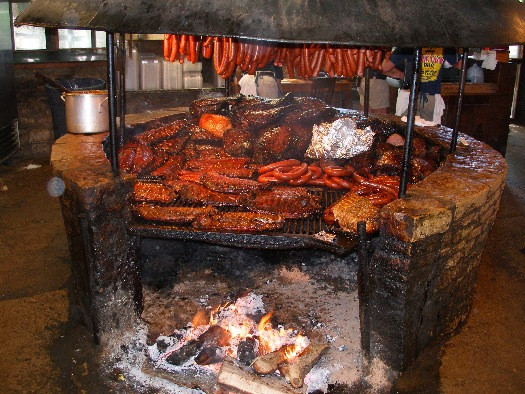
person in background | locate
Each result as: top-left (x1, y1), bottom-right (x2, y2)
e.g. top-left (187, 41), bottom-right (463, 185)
top-left (235, 62), bottom-right (284, 99)
top-left (382, 47), bottom-right (462, 124)
top-left (356, 69), bottom-right (390, 114)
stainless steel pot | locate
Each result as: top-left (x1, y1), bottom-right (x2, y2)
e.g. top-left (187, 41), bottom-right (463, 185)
top-left (62, 90), bottom-right (109, 134)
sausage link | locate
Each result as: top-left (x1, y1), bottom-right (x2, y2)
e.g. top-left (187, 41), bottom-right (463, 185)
top-left (342, 49), bottom-right (352, 77)
top-left (179, 34), bottom-right (187, 55)
top-left (373, 50), bottom-right (382, 70)
top-left (213, 37), bottom-right (222, 74)
top-left (258, 159), bottom-right (301, 174)
top-left (286, 49), bottom-right (295, 79)
top-left (353, 172), bottom-right (397, 196)
top-left (164, 34), bottom-right (172, 60)
top-left (203, 43), bottom-right (212, 59)
top-left (335, 48), bottom-right (344, 76)
top-left (236, 41), bottom-right (245, 65)
top-left (189, 35), bottom-right (196, 63)
top-left (344, 49), bottom-right (357, 75)
top-left (323, 174), bottom-right (343, 189)
top-left (357, 48), bottom-right (366, 77)
top-left (169, 35), bottom-right (179, 63)
top-left (308, 165), bottom-right (323, 180)
top-left (306, 178), bottom-right (327, 187)
top-left (288, 169), bottom-right (313, 185)
top-left (203, 36), bottom-right (213, 47)
top-left (324, 51), bottom-right (333, 73)
top-left (321, 164), bottom-right (353, 177)
top-left (312, 48), bottom-right (324, 77)
top-left (304, 45), bottom-right (313, 77)
top-left (248, 45), bottom-right (260, 74)
top-left (367, 192), bottom-right (395, 206)
top-left (218, 37), bottom-right (230, 75)
top-left (258, 172), bottom-right (281, 184)
top-left (273, 163), bottom-right (308, 181)
top-left (330, 176), bottom-right (353, 189)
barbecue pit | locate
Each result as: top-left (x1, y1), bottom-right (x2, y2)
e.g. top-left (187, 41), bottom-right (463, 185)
top-left (20, 0), bottom-right (522, 391)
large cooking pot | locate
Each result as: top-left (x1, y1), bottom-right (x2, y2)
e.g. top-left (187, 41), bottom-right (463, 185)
top-left (62, 90), bottom-right (109, 134)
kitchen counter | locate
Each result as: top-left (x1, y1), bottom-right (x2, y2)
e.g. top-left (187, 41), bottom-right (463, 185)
top-left (441, 82), bottom-right (497, 95)
top-left (440, 63), bottom-right (517, 155)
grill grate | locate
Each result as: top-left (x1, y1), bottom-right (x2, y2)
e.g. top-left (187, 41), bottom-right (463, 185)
top-left (129, 181), bottom-right (357, 254)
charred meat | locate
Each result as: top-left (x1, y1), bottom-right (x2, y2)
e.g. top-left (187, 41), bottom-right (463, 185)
top-left (134, 182), bottom-right (178, 204)
top-left (119, 142), bottom-right (154, 174)
top-left (150, 155), bottom-right (185, 178)
top-left (193, 211), bottom-right (285, 232)
top-left (324, 192), bottom-right (379, 234)
top-left (243, 186), bottom-right (321, 218)
top-left (166, 180), bottom-right (242, 207)
top-left (135, 120), bottom-right (186, 146)
top-left (133, 204), bottom-right (214, 224)
top-left (200, 173), bottom-right (262, 194)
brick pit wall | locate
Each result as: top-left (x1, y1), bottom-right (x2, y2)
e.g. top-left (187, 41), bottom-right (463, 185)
top-left (14, 63), bottom-right (107, 159)
top-left (50, 118), bottom-right (507, 373)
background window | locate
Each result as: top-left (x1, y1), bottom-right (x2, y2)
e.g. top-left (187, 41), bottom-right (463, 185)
top-left (58, 29), bottom-right (91, 49)
top-left (11, 2), bottom-right (46, 50)
top-left (95, 31), bottom-right (107, 48)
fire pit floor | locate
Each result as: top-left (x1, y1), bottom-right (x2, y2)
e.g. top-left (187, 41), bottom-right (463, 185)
top-left (127, 241), bottom-right (372, 392)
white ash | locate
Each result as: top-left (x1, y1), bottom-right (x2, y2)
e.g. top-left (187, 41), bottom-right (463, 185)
top-left (104, 323), bottom-right (204, 393)
top-left (313, 230), bottom-right (337, 243)
top-left (112, 256), bottom-right (397, 392)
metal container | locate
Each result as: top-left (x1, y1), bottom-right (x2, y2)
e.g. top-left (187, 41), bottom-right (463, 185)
top-left (62, 90), bottom-right (109, 134)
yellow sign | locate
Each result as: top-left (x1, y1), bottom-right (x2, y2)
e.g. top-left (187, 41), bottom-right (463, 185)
top-left (420, 48), bottom-right (445, 83)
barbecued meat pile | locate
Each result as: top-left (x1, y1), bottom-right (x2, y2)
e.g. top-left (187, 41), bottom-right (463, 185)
top-left (119, 93), bottom-right (445, 234)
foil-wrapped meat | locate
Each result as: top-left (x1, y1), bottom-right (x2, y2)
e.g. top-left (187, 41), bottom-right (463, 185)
top-left (306, 117), bottom-right (375, 160)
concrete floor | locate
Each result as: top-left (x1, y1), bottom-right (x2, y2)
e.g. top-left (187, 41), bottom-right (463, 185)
top-left (0, 126), bottom-right (524, 393)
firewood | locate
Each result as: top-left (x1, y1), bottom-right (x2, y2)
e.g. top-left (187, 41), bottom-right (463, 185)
top-left (278, 342), bottom-right (329, 388)
top-left (195, 346), bottom-right (224, 365)
top-left (166, 325), bottom-right (230, 366)
top-left (252, 345), bottom-right (294, 374)
top-left (218, 358), bottom-right (296, 394)
top-left (237, 337), bottom-right (257, 366)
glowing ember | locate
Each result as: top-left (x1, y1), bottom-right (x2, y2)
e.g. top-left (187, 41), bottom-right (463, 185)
top-left (284, 335), bottom-right (309, 360)
top-left (150, 293), bottom-right (309, 369)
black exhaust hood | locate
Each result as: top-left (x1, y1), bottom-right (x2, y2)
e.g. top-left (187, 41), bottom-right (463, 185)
top-left (15, 0), bottom-right (525, 47)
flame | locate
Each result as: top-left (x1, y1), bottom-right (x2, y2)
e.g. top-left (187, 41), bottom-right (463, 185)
top-left (284, 335), bottom-right (309, 360)
top-left (174, 296), bottom-right (310, 364)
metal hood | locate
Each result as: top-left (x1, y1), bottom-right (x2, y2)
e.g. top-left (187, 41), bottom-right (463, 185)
top-left (15, 0), bottom-right (525, 47)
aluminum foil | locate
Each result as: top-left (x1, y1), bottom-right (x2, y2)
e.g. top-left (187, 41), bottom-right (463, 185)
top-left (306, 118), bottom-right (375, 160)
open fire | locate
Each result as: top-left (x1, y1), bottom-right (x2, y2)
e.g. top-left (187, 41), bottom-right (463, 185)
top-left (148, 293), bottom-right (325, 390)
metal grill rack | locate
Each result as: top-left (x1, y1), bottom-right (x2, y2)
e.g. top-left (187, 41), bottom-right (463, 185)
top-left (128, 184), bottom-right (357, 255)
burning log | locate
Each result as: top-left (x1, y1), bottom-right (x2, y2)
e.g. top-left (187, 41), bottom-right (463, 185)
top-left (195, 346), bottom-right (224, 365)
top-left (166, 325), bottom-right (230, 366)
top-left (218, 358), bottom-right (295, 394)
top-left (278, 342), bottom-right (329, 388)
top-left (237, 337), bottom-right (257, 366)
top-left (252, 345), bottom-right (294, 374)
